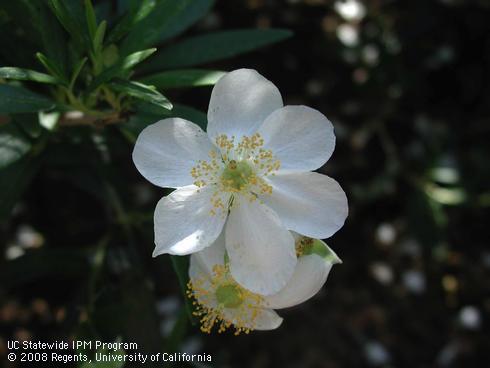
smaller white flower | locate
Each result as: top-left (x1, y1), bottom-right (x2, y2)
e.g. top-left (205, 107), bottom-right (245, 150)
top-left (187, 232), bottom-right (341, 335)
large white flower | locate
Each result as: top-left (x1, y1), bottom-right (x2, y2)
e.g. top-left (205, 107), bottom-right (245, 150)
top-left (132, 68), bottom-right (348, 295)
top-left (187, 232), bottom-right (341, 334)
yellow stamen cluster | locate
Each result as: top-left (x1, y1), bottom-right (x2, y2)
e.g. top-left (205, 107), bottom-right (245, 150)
top-left (236, 133), bottom-right (281, 177)
top-left (295, 236), bottom-right (315, 257)
top-left (190, 133), bottom-right (280, 214)
top-left (190, 150), bottom-right (221, 188)
top-left (187, 264), bottom-right (264, 335)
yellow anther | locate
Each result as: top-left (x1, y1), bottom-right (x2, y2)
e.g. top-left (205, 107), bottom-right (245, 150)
top-left (187, 264), bottom-right (264, 335)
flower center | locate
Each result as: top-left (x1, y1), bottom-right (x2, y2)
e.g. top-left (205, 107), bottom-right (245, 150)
top-left (221, 160), bottom-right (254, 191)
top-left (190, 133), bottom-right (280, 195)
top-left (215, 283), bottom-right (243, 308)
top-left (187, 264), bottom-right (264, 335)
top-left (190, 133), bottom-right (281, 216)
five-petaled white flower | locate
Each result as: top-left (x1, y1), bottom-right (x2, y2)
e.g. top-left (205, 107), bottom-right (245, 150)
top-left (132, 68), bottom-right (348, 295)
top-left (187, 232), bottom-right (341, 335)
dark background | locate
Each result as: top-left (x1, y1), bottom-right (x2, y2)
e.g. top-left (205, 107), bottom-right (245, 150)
top-left (1, 0), bottom-right (489, 367)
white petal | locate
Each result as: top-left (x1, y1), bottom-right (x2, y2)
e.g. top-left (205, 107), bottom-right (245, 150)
top-left (222, 307), bottom-right (283, 331)
top-left (192, 230), bottom-right (227, 275)
top-left (189, 252), bottom-right (210, 282)
top-left (189, 254), bottom-right (217, 309)
top-left (263, 255), bottom-right (333, 309)
top-left (253, 309), bottom-right (283, 330)
top-left (258, 105), bottom-right (335, 172)
top-left (133, 118), bottom-right (217, 188)
top-left (225, 199), bottom-right (296, 295)
top-left (207, 69), bottom-right (283, 143)
top-left (153, 186), bottom-right (227, 256)
top-left (262, 172), bottom-right (348, 239)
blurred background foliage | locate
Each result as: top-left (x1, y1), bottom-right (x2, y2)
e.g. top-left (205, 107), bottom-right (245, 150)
top-left (0, 0), bottom-right (489, 367)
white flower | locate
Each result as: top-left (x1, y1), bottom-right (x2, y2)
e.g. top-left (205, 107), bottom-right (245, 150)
top-left (132, 68), bottom-right (348, 295)
top-left (187, 232), bottom-right (341, 335)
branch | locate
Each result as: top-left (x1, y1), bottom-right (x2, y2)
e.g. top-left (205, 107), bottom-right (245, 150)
top-left (58, 110), bottom-right (128, 127)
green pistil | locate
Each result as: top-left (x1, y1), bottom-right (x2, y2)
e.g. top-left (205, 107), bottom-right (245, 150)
top-left (215, 284), bottom-right (243, 308)
top-left (221, 160), bottom-right (254, 191)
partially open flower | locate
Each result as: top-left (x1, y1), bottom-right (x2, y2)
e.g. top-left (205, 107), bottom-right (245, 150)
top-left (133, 68), bottom-right (348, 295)
top-left (187, 232), bottom-right (341, 335)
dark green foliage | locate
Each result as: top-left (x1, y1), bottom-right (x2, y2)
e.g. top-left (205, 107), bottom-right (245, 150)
top-left (0, 0), bottom-right (292, 360)
top-left (140, 29), bottom-right (293, 71)
top-left (0, 85), bottom-right (54, 113)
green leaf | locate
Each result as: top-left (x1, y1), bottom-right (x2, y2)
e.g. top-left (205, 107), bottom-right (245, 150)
top-left (120, 0), bottom-right (214, 55)
top-left (35, 52), bottom-right (68, 85)
top-left (84, 0), bottom-right (97, 40)
top-left (69, 57), bottom-right (88, 90)
top-left (48, 0), bottom-right (89, 50)
top-left (106, 0), bottom-right (157, 44)
top-left (0, 156), bottom-right (41, 220)
top-left (0, 67), bottom-right (59, 84)
top-left (111, 79), bottom-right (172, 110)
top-left (0, 85), bottom-right (54, 114)
top-left (0, 123), bottom-right (31, 169)
top-left (140, 29), bottom-right (292, 72)
top-left (93, 21), bottom-right (107, 54)
top-left (88, 48), bottom-right (156, 91)
top-left (37, 2), bottom-right (68, 75)
top-left (139, 69), bottom-right (225, 89)
top-left (170, 255), bottom-right (197, 325)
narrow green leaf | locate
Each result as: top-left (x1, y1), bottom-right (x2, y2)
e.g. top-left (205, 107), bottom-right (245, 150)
top-left (139, 69), bottom-right (225, 89)
top-left (170, 255), bottom-right (197, 325)
top-left (93, 20), bottom-right (107, 53)
top-left (0, 85), bottom-right (54, 114)
top-left (48, 0), bottom-right (88, 50)
top-left (0, 123), bottom-right (31, 169)
top-left (84, 0), bottom-right (97, 39)
top-left (0, 67), bottom-right (58, 84)
top-left (111, 79), bottom-right (172, 110)
top-left (107, 0), bottom-right (157, 44)
top-left (121, 0), bottom-right (215, 54)
top-left (35, 52), bottom-right (68, 85)
top-left (140, 29), bottom-right (293, 72)
top-left (118, 48), bottom-right (156, 69)
top-left (88, 48), bottom-right (156, 90)
top-left (37, 2), bottom-right (68, 75)
top-left (69, 57), bottom-right (88, 90)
